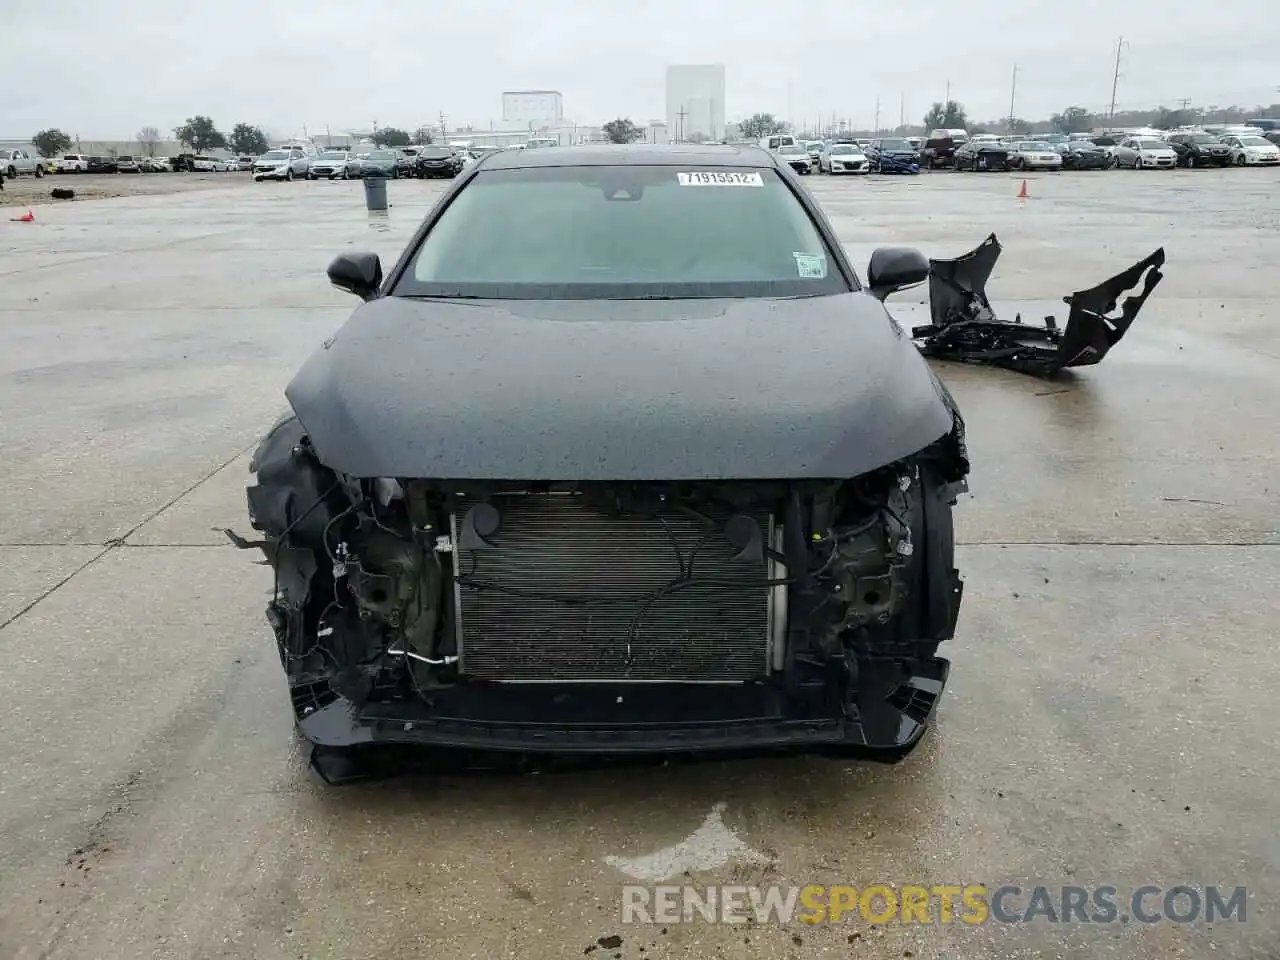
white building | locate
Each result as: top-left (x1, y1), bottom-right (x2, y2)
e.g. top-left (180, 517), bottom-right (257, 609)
top-left (502, 90), bottom-right (565, 125)
top-left (665, 65), bottom-right (726, 142)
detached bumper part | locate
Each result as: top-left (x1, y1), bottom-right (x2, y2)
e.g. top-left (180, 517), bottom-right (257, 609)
top-left (913, 233), bottom-right (1165, 377)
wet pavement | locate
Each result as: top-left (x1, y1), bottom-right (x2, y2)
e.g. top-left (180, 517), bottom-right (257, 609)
top-left (1, 168), bottom-right (1278, 959)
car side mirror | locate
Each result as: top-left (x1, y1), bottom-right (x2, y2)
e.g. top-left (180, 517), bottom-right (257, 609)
top-left (866, 247), bottom-right (929, 301)
top-left (327, 252), bottom-right (383, 301)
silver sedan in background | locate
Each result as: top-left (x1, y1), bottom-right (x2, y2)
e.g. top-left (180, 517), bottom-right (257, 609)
top-left (1009, 141), bottom-right (1064, 170)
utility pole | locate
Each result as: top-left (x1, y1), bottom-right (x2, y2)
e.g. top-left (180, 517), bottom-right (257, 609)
top-left (1108, 37), bottom-right (1128, 120)
top-left (874, 97), bottom-right (881, 136)
top-left (1008, 65), bottom-right (1019, 129)
top-left (944, 79), bottom-right (951, 106)
top-left (439, 111), bottom-right (447, 140)
top-left (899, 93), bottom-right (905, 131)
top-left (676, 105), bottom-right (688, 142)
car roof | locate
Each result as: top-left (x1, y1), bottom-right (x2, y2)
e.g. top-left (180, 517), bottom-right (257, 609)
top-left (480, 143), bottom-right (778, 170)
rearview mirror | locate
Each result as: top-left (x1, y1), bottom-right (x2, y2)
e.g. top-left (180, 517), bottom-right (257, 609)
top-left (327, 252), bottom-right (383, 302)
top-left (866, 247), bottom-right (929, 301)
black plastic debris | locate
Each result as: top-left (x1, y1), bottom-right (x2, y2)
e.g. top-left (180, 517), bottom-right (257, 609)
top-left (912, 233), bottom-right (1166, 377)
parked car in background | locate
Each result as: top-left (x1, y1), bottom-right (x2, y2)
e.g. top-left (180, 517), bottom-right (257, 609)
top-left (357, 149), bottom-right (408, 178)
top-left (87, 155), bottom-right (118, 174)
top-left (953, 138), bottom-right (1010, 171)
top-left (1112, 137), bottom-right (1178, 169)
top-left (1221, 134), bottom-right (1280, 166)
top-left (140, 156), bottom-right (172, 172)
top-left (1061, 140), bottom-right (1111, 170)
top-left (867, 138), bottom-right (922, 173)
top-left (818, 142), bottom-right (869, 174)
top-left (2, 148), bottom-right (46, 178)
top-left (253, 148), bottom-right (310, 181)
top-left (191, 156), bottom-right (229, 172)
top-left (58, 154), bottom-right (89, 172)
top-left (777, 141), bottom-right (815, 174)
top-left (226, 156), bottom-right (254, 171)
top-left (1266, 132), bottom-right (1280, 148)
top-left (413, 145), bottom-right (464, 179)
top-left (1009, 141), bottom-right (1064, 170)
top-left (311, 151), bottom-right (354, 179)
top-left (804, 140), bottom-right (824, 164)
top-left (1033, 133), bottom-right (1071, 155)
top-left (1165, 132), bottom-right (1232, 167)
top-left (116, 155), bottom-right (141, 173)
top-left (921, 129), bottom-right (968, 169)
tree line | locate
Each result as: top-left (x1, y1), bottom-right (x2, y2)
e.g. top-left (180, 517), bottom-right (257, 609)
top-left (28, 118), bottom-right (436, 158)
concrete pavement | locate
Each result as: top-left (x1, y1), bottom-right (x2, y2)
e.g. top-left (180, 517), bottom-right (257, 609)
top-left (1, 168), bottom-right (1277, 959)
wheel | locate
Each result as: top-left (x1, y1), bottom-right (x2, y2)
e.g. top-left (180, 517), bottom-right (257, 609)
top-left (1135, 156), bottom-right (1143, 169)
top-left (1236, 154), bottom-right (1246, 166)
top-left (392, 168), bottom-right (400, 179)
top-left (6, 166), bottom-right (15, 178)
top-left (34, 165), bottom-right (44, 178)
top-left (285, 169), bottom-right (294, 181)
top-left (1186, 155), bottom-right (1195, 168)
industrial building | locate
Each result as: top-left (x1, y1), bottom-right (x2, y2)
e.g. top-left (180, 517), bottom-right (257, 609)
top-left (665, 65), bottom-right (726, 142)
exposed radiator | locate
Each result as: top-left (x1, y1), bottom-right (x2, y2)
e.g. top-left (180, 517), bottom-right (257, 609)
top-left (451, 495), bottom-right (774, 682)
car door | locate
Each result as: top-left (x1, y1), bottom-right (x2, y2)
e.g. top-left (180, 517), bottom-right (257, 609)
top-left (1114, 139), bottom-right (1136, 166)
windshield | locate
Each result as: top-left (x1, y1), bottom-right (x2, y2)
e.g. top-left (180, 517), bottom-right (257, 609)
top-left (1239, 136), bottom-right (1270, 146)
top-left (829, 145), bottom-right (858, 155)
top-left (1018, 142), bottom-right (1046, 151)
top-left (1040, 134), bottom-right (1067, 142)
top-left (320, 152), bottom-right (347, 160)
top-left (1071, 141), bottom-right (1098, 149)
top-left (419, 147), bottom-right (451, 158)
top-left (1139, 140), bottom-right (1168, 149)
top-left (779, 145), bottom-right (805, 155)
top-left (396, 165), bottom-right (849, 300)
top-left (1190, 135), bottom-right (1218, 144)
top-left (259, 151), bottom-right (287, 162)
top-left (878, 139), bottom-right (911, 150)
top-left (369, 151), bottom-right (395, 160)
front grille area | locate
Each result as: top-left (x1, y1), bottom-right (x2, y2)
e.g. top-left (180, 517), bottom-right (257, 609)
top-left (452, 495), bottom-right (773, 682)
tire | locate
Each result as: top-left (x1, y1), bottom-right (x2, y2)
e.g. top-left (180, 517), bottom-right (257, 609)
top-left (1236, 155), bottom-right (1246, 167)
top-left (1135, 156), bottom-right (1143, 169)
top-left (34, 166), bottom-right (44, 178)
top-left (285, 169), bottom-right (294, 181)
top-left (392, 168), bottom-right (400, 179)
top-left (6, 166), bottom-right (15, 179)
top-left (1186, 155), bottom-right (1195, 169)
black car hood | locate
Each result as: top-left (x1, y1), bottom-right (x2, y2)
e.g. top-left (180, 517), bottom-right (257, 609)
top-left (285, 294), bottom-right (955, 480)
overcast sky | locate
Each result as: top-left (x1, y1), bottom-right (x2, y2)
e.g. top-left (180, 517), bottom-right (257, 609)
top-left (3, 0), bottom-right (1277, 138)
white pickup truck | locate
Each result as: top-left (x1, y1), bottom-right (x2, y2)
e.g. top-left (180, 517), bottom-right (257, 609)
top-left (2, 148), bottom-right (47, 179)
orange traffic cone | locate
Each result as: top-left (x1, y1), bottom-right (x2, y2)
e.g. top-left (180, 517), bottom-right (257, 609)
top-left (1016, 179), bottom-right (1029, 200)
top-left (10, 209), bottom-right (34, 222)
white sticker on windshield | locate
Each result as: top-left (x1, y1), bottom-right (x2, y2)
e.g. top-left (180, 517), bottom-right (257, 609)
top-left (677, 171), bottom-right (764, 186)
top-left (793, 253), bottom-right (827, 279)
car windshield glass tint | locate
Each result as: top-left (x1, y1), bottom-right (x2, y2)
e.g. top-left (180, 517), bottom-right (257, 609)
top-left (1239, 136), bottom-right (1269, 146)
top-left (419, 148), bottom-right (451, 158)
top-left (1139, 140), bottom-right (1167, 149)
top-left (830, 145), bottom-right (856, 154)
top-left (321, 152), bottom-right (345, 160)
top-left (1018, 143), bottom-right (1044, 150)
top-left (370, 151), bottom-right (395, 160)
top-left (259, 151), bottom-right (287, 161)
top-left (396, 165), bottom-right (850, 300)
top-left (879, 140), bottom-right (910, 150)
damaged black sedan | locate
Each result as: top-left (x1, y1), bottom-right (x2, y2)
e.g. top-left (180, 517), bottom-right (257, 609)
top-left (235, 144), bottom-right (969, 781)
